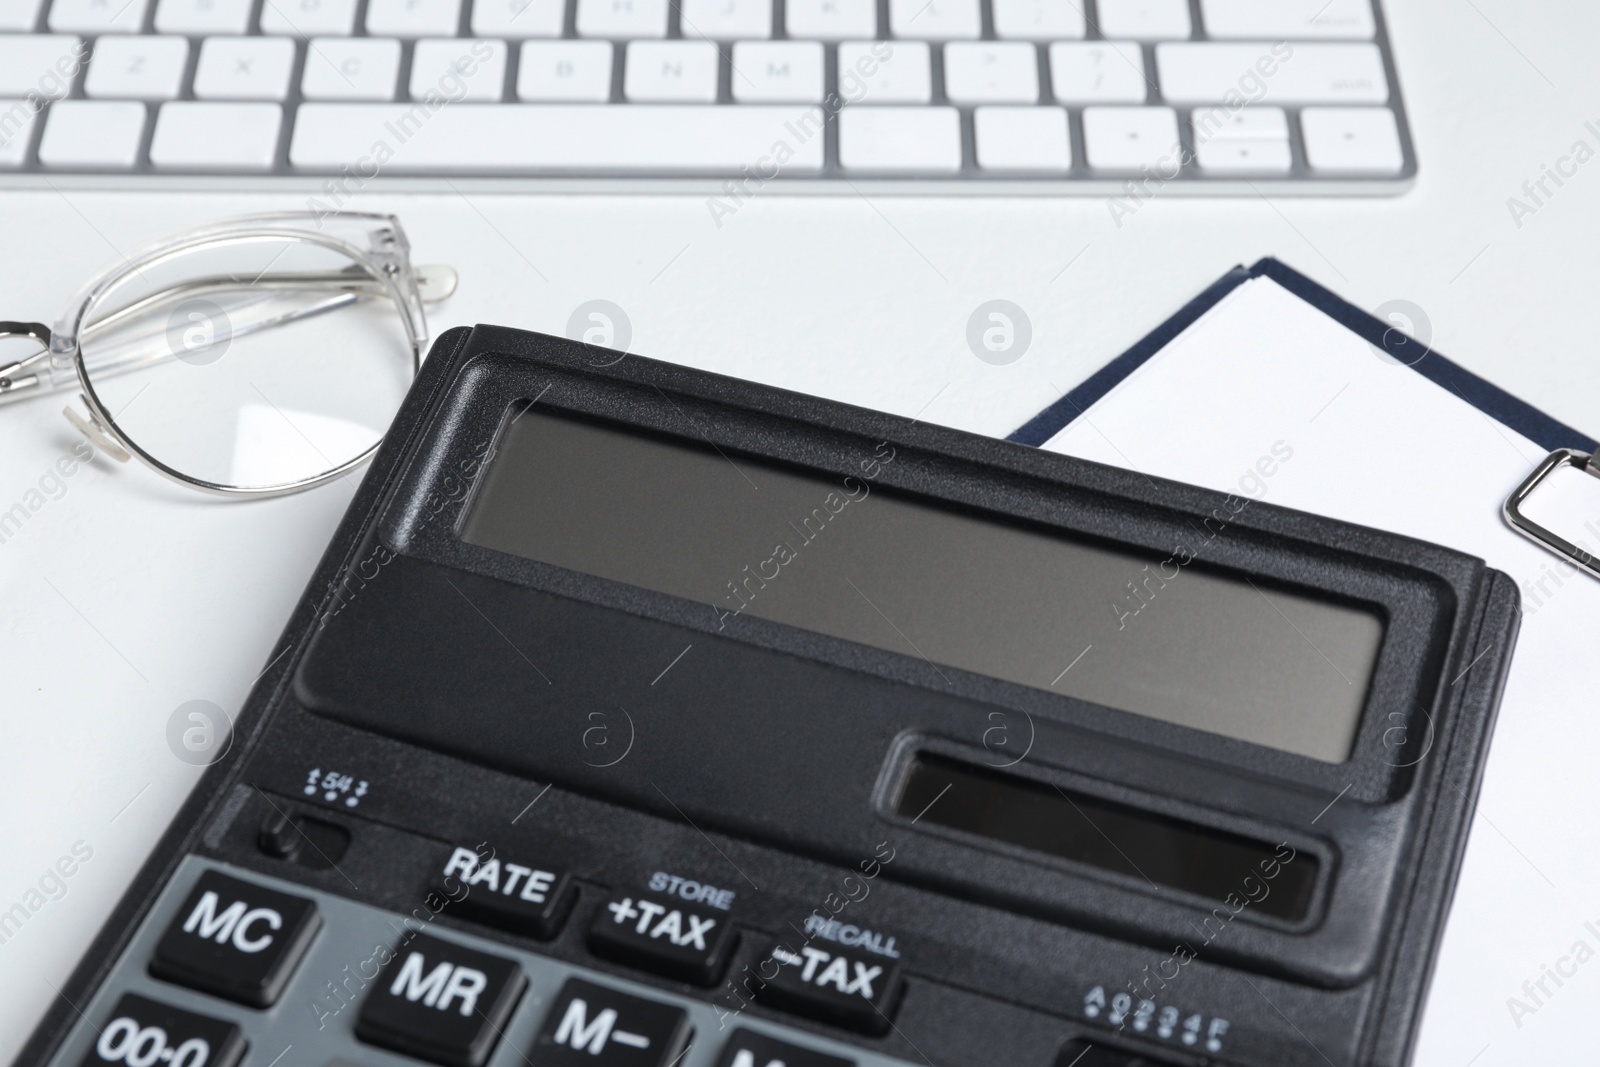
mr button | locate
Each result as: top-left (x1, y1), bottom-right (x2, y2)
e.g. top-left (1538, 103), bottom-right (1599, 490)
top-left (589, 891), bottom-right (734, 984)
top-left (757, 941), bottom-right (901, 1034)
top-left (356, 933), bottom-right (526, 1067)
top-left (534, 978), bottom-right (692, 1067)
top-left (148, 870), bottom-right (320, 1007)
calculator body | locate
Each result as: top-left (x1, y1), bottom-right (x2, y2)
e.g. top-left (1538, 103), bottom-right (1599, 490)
top-left (21, 325), bottom-right (1519, 1067)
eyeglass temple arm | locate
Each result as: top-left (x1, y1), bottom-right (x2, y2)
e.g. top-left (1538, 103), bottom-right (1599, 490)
top-left (0, 264), bottom-right (457, 407)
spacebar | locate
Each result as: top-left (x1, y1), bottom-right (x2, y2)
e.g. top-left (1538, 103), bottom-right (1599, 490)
top-left (290, 104), bottom-right (827, 173)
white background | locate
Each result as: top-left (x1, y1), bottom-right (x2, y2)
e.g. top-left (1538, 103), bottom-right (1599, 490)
top-left (2, 0), bottom-right (1599, 1060)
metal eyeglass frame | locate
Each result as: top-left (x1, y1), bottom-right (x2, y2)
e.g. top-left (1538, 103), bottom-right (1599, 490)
top-left (0, 211), bottom-right (457, 498)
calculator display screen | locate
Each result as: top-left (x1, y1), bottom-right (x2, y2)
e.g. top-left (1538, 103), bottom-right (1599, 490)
top-left (460, 409), bottom-right (1383, 762)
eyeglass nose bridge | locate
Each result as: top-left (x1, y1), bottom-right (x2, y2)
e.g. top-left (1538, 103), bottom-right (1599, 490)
top-left (63, 396), bottom-right (132, 464)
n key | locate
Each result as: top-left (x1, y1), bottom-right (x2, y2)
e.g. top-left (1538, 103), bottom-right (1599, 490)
top-left (148, 869), bottom-right (321, 1007)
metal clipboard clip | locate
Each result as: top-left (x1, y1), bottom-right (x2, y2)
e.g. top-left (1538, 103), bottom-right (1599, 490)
top-left (1503, 448), bottom-right (1600, 579)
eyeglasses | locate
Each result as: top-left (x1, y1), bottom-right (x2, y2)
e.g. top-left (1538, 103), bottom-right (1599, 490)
top-left (0, 212), bottom-right (456, 497)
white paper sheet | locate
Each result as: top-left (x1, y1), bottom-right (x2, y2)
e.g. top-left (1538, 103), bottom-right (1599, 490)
top-left (1041, 276), bottom-right (1600, 1066)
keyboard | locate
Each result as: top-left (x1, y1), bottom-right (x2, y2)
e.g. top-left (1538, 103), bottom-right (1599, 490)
top-left (0, 0), bottom-right (1416, 191)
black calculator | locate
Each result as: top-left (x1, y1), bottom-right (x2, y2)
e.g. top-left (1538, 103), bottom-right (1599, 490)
top-left (20, 325), bottom-right (1520, 1067)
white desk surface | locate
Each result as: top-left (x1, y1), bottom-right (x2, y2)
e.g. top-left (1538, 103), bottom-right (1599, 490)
top-left (2, 1), bottom-right (1598, 1061)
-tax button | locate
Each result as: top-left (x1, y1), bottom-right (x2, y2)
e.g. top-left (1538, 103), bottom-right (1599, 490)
top-left (148, 869), bottom-right (321, 1007)
top-left (534, 979), bottom-right (692, 1066)
top-left (756, 940), bottom-right (901, 1034)
top-left (357, 933), bottom-right (526, 1067)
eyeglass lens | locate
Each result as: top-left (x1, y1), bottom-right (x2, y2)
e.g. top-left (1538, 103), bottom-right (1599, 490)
top-left (78, 236), bottom-right (415, 492)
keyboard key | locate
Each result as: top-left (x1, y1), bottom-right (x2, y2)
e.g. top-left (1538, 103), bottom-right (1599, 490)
top-left (148, 870), bottom-right (322, 1007)
top-left (681, 0), bottom-right (769, 40)
top-left (1081, 105), bottom-right (1179, 171)
top-left (624, 40), bottom-right (718, 102)
top-left (517, 39), bottom-right (613, 100)
top-left (1156, 42), bottom-right (1388, 104)
top-left (534, 978), bottom-right (691, 1066)
top-left (1048, 41), bottom-right (1146, 103)
top-left (0, 100), bottom-right (38, 166)
top-left (150, 101), bottom-right (281, 168)
top-left (589, 890), bottom-right (736, 984)
top-left (838, 106), bottom-right (958, 172)
top-left (0, 34), bottom-right (79, 96)
top-left (39, 99), bottom-right (143, 167)
top-left (85, 35), bottom-right (188, 98)
top-left (756, 939), bottom-right (902, 1034)
top-left (888, 0), bottom-right (977, 40)
top-left (437, 843), bottom-right (573, 939)
top-left (79, 994), bottom-right (246, 1067)
top-left (303, 36), bottom-right (401, 99)
top-left (1095, 0), bottom-right (1189, 39)
top-left (731, 41), bottom-right (823, 102)
top-left (1200, 0), bottom-right (1374, 39)
top-left (1301, 106), bottom-right (1403, 174)
top-left (713, 1029), bottom-right (854, 1067)
top-left (1191, 104), bottom-right (1289, 174)
top-left (357, 933), bottom-right (526, 1067)
top-left (260, 0), bottom-right (358, 34)
top-left (48, 0), bottom-right (148, 33)
top-left (471, 0), bottom-right (563, 36)
top-left (367, 0), bottom-right (461, 35)
top-left (838, 40), bottom-right (929, 104)
top-left (991, 0), bottom-right (1083, 40)
top-left (0, 0), bottom-right (43, 30)
top-left (943, 42), bottom-right (1037, 104)
top-left (785, 0), bottom-right (872, 39)
top-left (412, 38), bottom-right (506, 101)
top-left (291, 103), bottom-right (827, 170)
top-left (576, 0), bottom-right (668, 38)
top-left (154, 0), bottom-right (251, 34)
top-left (974, 105), bottom-right (1069, 171)
top-left (194, 36), bottom-right (296, 100)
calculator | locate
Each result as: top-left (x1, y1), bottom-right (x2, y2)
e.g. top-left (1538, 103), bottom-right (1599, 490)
top-left (20, 324), bottom-right (1519, 1067)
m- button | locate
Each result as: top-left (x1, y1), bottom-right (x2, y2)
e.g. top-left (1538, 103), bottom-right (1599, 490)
top-left (534, 978), bottom-right (692, 1067)
top-left (356, 933), bottom-right (526, 1067)
top-left (589, 890), bottom-right (735, 984)
top-left (148, 869), bottom-right (321, 1007)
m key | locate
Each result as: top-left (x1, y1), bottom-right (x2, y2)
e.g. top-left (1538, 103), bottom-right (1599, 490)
top-left (713, 1028), bottom-right (855, 1067)
top-left (534, 978), bottom-right (691, 1067)
top-left (148, 870), bottom-right (320, 1007)
top-left (356, 933), bottom-right (526, 1067)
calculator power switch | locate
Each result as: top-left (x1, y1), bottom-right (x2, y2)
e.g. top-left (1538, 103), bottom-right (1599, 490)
top-left (356, 932), bottom-right (527, 1067)
top-left (588, 890), bottom-right (736, 984)
top-left (756, 940), bottom-right (902, 1034)
top-left (78, 993), bottom-right (246, 1067)
top-left (148, 869), bottom-right (322, 1007)
top-left (534, 978), bottom-right (693, 1067)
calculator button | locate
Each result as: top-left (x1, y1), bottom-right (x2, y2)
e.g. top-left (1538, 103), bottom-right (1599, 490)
top-left (714, 1028), bottom-right (855, 1067)
top-left (756, 941), bottom-right (901, 1034)
top-left (437, 843), bottom-right (573, 939)
top-left (78, 993), bottom-right (246, 1067)
top-left (588, 891), bottom-right (735, 984)
top-left (534, 978), bottom-right (692, 1066)
top-left (148, 870), bottom-right (321, 1008)
top-left (356, 933), bottom-right (526, 1067)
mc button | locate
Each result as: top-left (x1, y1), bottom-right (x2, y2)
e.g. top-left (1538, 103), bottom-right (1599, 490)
top-left (756, 941), bottom-right (900, 1034)
top-left (589, 891), bottom-right (735, 985)
top-left (356, 933), bottom-right (526, 1067)
top-left (148, 870), bottom-right (321, 1008)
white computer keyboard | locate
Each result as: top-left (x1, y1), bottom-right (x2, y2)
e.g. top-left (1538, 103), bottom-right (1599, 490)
top-left (0, 0), bottom-right (1414, 190)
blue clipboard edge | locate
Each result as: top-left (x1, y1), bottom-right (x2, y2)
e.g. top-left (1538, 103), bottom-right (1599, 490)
top-left (1008, 257), bottom-right (1598, 456)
